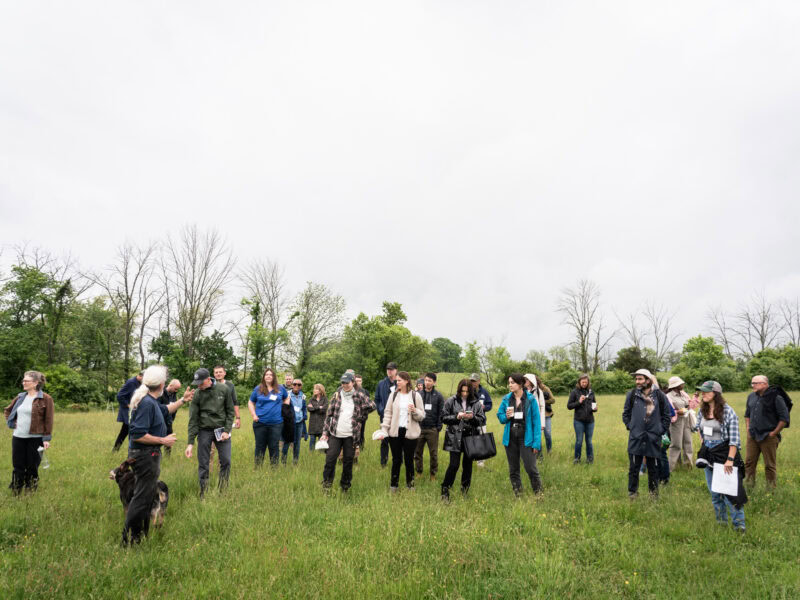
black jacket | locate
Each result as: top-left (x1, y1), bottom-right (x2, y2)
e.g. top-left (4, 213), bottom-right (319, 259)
top-left (419, 387), bottom-right (444, 430)
top-left (281, 403), bottom-right (296, 442)
top-left (567, 387), bottom-right (595, 423)
top-left (745, 386), bottom-right (791, 441)
top-left (441, 394), bottom-right (486, 453)
top-left (307, 395), bottom-right (328, 436)
top-left (622, 387), bottom-right (671, 457)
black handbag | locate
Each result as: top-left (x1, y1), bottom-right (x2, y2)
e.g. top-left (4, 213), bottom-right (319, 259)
top-left (463, 430), bottom-right (497, 461)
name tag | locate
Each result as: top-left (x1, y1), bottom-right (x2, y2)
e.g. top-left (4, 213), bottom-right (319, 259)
top-left (294, 406), bottom-right (301, 413)
top-left (425, 404), bottom-right (432, 410)
top-left (703, 426), bottom-right (713, 436)
top-left (514, 412), bottom-right (523, 419)
top-left (269, 395), bottom-right (277, 401)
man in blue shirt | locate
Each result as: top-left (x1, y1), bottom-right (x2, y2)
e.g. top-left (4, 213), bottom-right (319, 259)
top-left (374, 362), bottom-right (398, 467)
top-left (113, 371), bottom-right (143, 452)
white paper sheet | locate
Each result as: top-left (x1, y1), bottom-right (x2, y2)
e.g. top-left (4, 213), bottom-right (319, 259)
top-left (711, 463), bottom-right (738, 495)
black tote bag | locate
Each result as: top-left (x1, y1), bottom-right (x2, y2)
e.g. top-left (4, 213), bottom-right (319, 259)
top-left (463, 430), bottom-right (497, 461)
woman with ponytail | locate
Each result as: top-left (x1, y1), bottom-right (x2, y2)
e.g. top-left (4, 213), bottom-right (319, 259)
top-left (123, 365), bottom-right (193, 546)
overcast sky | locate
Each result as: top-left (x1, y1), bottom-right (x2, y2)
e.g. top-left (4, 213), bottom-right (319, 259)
top-left (2, 1), bottom-right (800, 359)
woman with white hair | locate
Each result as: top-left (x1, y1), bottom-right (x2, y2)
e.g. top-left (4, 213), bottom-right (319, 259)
top-left (666, 376), bottom-right (694, 471)
top-left (123, 365), bottom-right (193, 546)
top-left (4, 370), bottom-right (54, 495)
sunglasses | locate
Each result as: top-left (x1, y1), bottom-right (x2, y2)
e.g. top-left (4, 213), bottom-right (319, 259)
top-left (292, 383), bottom-right (303, 387)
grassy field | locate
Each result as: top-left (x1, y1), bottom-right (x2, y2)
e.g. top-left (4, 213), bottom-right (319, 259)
top-left (1, 390), bottom-right (798, 599)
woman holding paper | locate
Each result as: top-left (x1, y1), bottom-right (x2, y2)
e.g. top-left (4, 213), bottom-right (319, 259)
top-left (694, 380), bottom-right (746, 532)
top-left (380, 371), bottom-right (426, 492)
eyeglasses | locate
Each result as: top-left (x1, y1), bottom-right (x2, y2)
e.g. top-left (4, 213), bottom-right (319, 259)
top-left (22, 379), bottom-right (34, 383)
top-left (292, 383), bottom-right (302, 387)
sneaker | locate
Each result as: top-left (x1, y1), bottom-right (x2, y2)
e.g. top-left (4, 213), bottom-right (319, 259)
top-left (430, 474), bottom-right (437, 482)
top-left (735, 527), bottom-right (746, 534)
top-left (406, 483), bottom-right (415, 491)
top-left (441, 487), bottom-right (450, 502)
top-left (573, 458), bottom-right (581, 465)
top-left (389, 486), bottom-right (399, 494)
top-left (586, 458), bottom-right (593, 465)
top-left (513, 487), bottom-right (522, 499)
top-left (628, 492), bottom-right (638, 500)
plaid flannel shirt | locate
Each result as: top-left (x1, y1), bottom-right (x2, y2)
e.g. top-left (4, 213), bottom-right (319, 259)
top-left (694, 403), bottom-right (741, 449)
top-left (322, 387), bottom-right (375, 440)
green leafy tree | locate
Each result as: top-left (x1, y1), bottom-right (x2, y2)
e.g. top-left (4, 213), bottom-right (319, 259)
top-left (610, 346), bottom-right (656, 373)
top-left (672, 336), bottom-right (741, 391)
top-left (461, 341), bottom-right (480, 374)
top-left (525, 350), bottom-right (549, 373)
top-left (431, 337), bottom-right (462, 372)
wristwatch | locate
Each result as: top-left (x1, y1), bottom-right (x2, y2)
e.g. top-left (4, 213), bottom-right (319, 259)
top-left (726, 456), bottom-right (735, 462)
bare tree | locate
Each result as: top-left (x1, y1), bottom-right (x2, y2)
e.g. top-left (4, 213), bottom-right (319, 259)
top-left (286, 282), bottom-right (346, 373)
top-left (240, 258), bottom-right (292, 368)
top-left (642, 301), bottom-right (680, 371)
top-left (780, 298), bottom-right (800, 346)
top-left (731, 292), bottom-right (784, 357)
top-left (707, 305), bottom-right (735, 358)
top-left (162, 225), bottom-right (236, 359)
top-left (615, 310), bottom-right (645, 349)
top-left (86, 241), bottom-right (160, 377)
top-left (557, 279), bottom-right (615, 373)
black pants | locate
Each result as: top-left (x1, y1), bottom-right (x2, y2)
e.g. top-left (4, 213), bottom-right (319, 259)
top-left (629, 454), bottom-right (658, 494)
top-left (505, 426), bottom-right (542, 493)
top-left (442, 451), bottom-right (473, 491)
top-left (388, 428), bottom-right (417, 487)
top-left (123, 447), bottom-right (161, 544)
top-left (114, 423), bottom-right (129, 450)
top-left (323, 436), bottom-right (355, 490)
top-left (10, 436), bottom-right (42, 494)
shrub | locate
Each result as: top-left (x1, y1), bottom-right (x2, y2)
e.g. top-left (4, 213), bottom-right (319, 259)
top-left (42, 363), bottom-right (105, 407)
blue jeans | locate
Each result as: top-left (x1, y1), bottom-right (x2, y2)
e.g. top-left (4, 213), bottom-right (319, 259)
top-left (573, 420), bottom-right (594, 461)
top-left (282, 421), bottom-right (304, 463)
top-left (543, 417), bottom-right (552, 452)
top-left (253, 422), bottom-right (282, 466)
top-left (704, 467), bottom-right (745, 529)
top-left (309, 434), bottom-right (319, 451)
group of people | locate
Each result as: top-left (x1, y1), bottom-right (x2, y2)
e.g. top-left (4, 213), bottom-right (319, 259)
top-left (3, 361), bottom-right (790, 543)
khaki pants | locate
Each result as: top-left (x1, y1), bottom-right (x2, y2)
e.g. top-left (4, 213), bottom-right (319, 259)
top-left (745, 433), bottom-right (779, 487)
top-left (414, 428), bottom-right (439, 476)
top-left (668, 416), bottom-right (694, 471)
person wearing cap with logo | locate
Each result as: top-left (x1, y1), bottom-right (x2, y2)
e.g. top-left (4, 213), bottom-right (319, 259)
top-left (666, 376), bottom-right (694, 471)
top-left (374, 362), bottom-right (398, 467)
top-left (185, 367), bottom-right (235, 496)
top-left (469, 373), bottom-right (492, 467)
top-left (319, 372), bottom-right (375, 493)
top-left (622, 369), bottom-right (671, 498)
top-left (693, 380), bottom-right (746, 531)
top-left (744, 375), bottom-right (790, 489)
top-left (413, 372), bottom-right (444, 481)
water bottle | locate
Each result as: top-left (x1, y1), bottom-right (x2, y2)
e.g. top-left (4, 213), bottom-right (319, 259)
top-left (38, 446), bottom-right (50, 469)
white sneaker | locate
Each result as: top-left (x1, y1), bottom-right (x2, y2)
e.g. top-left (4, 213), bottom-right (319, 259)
top-left (477, 461), bottom-right (485, 468)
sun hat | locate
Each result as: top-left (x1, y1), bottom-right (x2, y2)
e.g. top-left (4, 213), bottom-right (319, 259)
top-left (667, 376), bottom-right (685, 390)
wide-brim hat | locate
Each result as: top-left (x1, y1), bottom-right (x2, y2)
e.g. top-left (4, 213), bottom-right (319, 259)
top-left (667, 376), bottom-right (685, 390)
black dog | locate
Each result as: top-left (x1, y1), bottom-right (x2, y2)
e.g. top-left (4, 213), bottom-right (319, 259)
top-left (109, 458), bottom-right (169, 527)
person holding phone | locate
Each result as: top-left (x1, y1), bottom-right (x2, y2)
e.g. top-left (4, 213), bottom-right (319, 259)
top-left (248, 368), bottom-right (287, 466)
top-left (440, 378), bottom-right (486, 501)
top-left (498, 373), bottom-right (542, 497)
top-left (380, 371), bottom-right (426, 492)
top-left (567, 374), bottom-right (596, 464)
top-left (693, 380), bottom-right (746, 532)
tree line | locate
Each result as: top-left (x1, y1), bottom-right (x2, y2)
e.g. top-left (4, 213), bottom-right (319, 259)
top-left (2, 230), bottom-right (799, 407)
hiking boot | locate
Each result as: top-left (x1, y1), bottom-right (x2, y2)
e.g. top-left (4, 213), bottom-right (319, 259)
top-left (513, 487), bottom-right (522, 499)
top-left (573, 458), bottom-right (580, 465)
top-left (322, 481), bottom-right (333, 495)
top-left (628, 492), bottom-right (638, 500)
top-left (460, 485), bottom-right (470, 497)
top-left (441, 486), bottom-right (450, 502)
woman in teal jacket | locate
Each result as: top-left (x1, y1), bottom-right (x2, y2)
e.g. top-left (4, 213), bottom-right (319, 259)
top-left (497, 373), bottom-right (542, 496)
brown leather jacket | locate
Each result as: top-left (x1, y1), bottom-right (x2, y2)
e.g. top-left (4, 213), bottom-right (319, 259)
top-left (4, 391), bottom-right (55, 441)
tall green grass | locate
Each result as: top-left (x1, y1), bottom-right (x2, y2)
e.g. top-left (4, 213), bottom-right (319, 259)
top-left (1, 391), bottom-right (798, 599)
